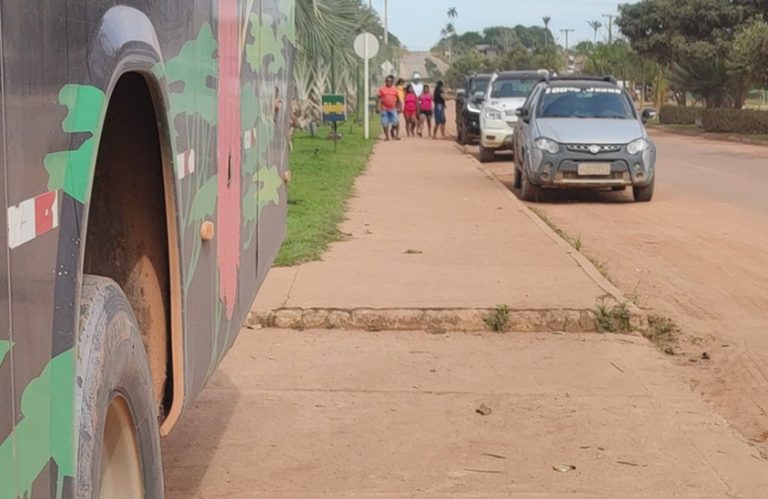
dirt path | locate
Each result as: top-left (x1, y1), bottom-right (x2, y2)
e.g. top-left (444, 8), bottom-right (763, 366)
top-left (164, 330), bottom-right (768, 498)
top-left (488, 131), bottom-right (768, 454)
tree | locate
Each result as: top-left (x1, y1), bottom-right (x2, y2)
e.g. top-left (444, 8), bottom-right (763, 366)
top-left (574, 41), bottom-right (596, 56)
top-left (587, 20), bottom-right (602, 43)
top-left (444, 55), bottom-right (497, 89)
top-left (543, 16), bottom-right (551, 47)
top-left (617, 0), bottom-right (767, 108)
top-left (294, 0), bottom-right (397, 120)
top-left (448, 7), bottom-right (458, 19)
top-left (730, 17), bottom-right (768, 89)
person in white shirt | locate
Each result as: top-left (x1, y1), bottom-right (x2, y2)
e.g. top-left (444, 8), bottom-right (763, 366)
top-left (411, 72), bottom-right (424, 97)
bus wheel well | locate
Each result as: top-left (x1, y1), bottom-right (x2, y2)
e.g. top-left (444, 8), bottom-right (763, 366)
top-left (84, 72), bottom-right (172, 416)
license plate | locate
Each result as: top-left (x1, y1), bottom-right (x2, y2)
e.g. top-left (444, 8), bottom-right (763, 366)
top-left (578, 163), bottom-right (611, 176)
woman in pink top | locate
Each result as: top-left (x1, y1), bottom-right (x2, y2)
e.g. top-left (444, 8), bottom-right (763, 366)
top-left (417, 84), bottom-right (433, 138)
top-left (403, 84), bottom-right (419, 137)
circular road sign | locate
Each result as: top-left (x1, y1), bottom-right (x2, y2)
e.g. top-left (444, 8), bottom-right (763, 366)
top-left (354, 32), bottom-right (380, 60)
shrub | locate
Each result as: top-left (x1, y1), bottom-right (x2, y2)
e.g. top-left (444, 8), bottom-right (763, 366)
top-left (658, 106), bottom-right (703, 125)
top-left (702, 108), bottom-right (768, 134)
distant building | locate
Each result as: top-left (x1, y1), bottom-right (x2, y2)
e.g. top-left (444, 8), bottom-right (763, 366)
top-left (475, 44), bottom-right (500, 58)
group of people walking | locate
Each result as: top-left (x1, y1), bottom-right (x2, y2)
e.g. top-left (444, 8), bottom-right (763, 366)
top-left (377, 73), bottom-right (447, 141)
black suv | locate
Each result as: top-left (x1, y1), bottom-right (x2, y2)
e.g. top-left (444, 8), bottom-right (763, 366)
top-left (455, 73), bottom-right (492, 145)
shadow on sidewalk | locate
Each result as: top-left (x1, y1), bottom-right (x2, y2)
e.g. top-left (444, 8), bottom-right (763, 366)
top-left (162, 372), bottom-right (240, 498)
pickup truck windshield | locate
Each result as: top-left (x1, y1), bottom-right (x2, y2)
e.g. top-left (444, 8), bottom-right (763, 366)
top-left (471, 79), bottom-right (489, 94)
top-left (490, 78), bottom-right (539, 98)
top-left (538, 87), bottom-right (635, 119)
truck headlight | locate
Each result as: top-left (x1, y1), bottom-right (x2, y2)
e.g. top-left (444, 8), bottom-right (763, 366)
top-left (485, 108), bottom-right (503, 121)
top-left (533, 137), bottom-right (560, 154)
top-left (627, 138), bottom-right (650, 155)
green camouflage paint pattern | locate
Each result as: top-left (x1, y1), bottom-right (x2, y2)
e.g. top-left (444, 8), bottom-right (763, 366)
top-left (0, 1), bottom-right (295, 496)
top-left (43, 85), bottom-right (106, 204)
top-left (1, 84), bottom-right (103, 499)
top-left (0, 349), bottom-right (75, 499)
top-left (0, 341), bottom-right (10, 364)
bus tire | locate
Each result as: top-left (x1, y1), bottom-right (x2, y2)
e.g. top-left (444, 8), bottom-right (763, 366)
top-left (76, 275), bottom-right (164, 498)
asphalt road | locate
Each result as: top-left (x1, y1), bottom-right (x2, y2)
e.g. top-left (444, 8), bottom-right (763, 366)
top-left (500, 130), bottom-right (768, 455)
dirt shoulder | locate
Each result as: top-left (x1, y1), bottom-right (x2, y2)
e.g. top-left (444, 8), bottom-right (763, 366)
top-left (485, 131), bottom-right (768, 457)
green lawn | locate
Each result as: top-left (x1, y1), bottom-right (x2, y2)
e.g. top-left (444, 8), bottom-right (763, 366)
top-left (274, 123), bottom-right (376, 266)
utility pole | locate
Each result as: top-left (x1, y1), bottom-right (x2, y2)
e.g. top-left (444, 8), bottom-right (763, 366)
top-left (602, 14), bottom-right (615, 44)
top-left (560, 28), bottom-right (576, 73)
top-left (559, 28), bottom-right (574, 53)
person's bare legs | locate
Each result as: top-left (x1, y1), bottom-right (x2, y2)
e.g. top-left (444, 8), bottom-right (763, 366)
top-left (426, 118), bottom-right (433, 138)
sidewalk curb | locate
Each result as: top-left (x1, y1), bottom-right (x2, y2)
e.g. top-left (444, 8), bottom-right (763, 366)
top-left (456, 144), bottom-right (646, 330)
top-left (247, 307), bottom-right (601, 333)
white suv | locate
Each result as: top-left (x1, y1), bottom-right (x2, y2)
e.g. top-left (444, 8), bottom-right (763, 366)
top-left (479, 70), bottom-right (549, 162)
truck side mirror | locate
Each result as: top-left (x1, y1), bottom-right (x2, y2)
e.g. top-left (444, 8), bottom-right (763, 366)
top-left (473, 91), bottom-right (485, 102)
top-left (456, 88), bottom-right (466, 98)
top-left (515, 108), bottom-right (528, 118)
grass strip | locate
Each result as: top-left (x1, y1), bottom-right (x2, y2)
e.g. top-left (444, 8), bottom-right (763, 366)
top-left (275, 123), bottom-right (376, 266)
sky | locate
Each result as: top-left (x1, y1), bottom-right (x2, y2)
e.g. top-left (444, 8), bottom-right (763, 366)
top-left (368, 0), bottom-right (635, 51)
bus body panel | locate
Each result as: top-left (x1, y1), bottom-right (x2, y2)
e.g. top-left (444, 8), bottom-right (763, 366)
top-left (0, 1), bottom-right (294, 496)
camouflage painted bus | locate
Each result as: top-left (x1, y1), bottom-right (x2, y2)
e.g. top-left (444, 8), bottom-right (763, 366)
top-left (0, 0), bottom-right (295, 497)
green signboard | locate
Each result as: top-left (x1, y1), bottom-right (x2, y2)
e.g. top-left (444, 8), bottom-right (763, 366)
top-left (322, 94), bottom-right (346, 123)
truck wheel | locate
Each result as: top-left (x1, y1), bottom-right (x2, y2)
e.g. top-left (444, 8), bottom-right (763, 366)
top-left (458, 125), bottom-right (467, 145)
top-left (479, 145), bottom-right (495, 163)
top-left (521, 171), bottom-right (541, 202)
top-left (76, 275), bottom-right (164, 499)
top-left (632, 177), bottom-right (655, 202)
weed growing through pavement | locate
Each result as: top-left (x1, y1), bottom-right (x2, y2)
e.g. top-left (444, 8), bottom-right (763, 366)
top-left (529, 207), bottom-right (616, 286)
top-left (595, 299), bottom-right (632, 334)
top-left (646, 315), bottom-right (680, 355)
top-left (484, 305), bottom-right (511, 333)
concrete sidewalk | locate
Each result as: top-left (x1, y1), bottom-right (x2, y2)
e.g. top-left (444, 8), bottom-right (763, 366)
top-left (252, 136), bottom-right (622, 331)
top-left (164, 330), bottom-right (768, 498)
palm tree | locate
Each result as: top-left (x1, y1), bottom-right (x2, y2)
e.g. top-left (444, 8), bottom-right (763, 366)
top-left (447, 7), bottom-right (458, 19)
top-left (587, 20), bottom-right (602, 43)
top-left (543, 16), bottom-right (551, 47)
top-left (294, 0), bottom-right (393, 121)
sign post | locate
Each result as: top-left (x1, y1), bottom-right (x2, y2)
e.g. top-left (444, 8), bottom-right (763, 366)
top-left (322, 94), bottom-right (347, 152)
top-left (354, 32), bottom-right (380, 140)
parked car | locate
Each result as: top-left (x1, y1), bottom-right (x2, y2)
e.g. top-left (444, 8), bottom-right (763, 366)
top-left (478, 70), bottom-right (550, 162)
top-left (512, 76), bottom-right (658, 202)
top-left (455, 73), bottom-right (493, 145)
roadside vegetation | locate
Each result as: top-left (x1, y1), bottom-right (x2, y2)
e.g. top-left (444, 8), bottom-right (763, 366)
top-left (645, 315), bottom-right (680, 356)
top-left (529, 207), bottom-right (681, 353)
top-left (596, 300), bottom-right (632, 334)
top-left (275, 124), bottom-right (375, 266)
top-left (441, 2), bottom-right (768, 125)
top-left (484, 304), bottom-right (511, 333)
top-left (529, 207), bottom-right (616, 286)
